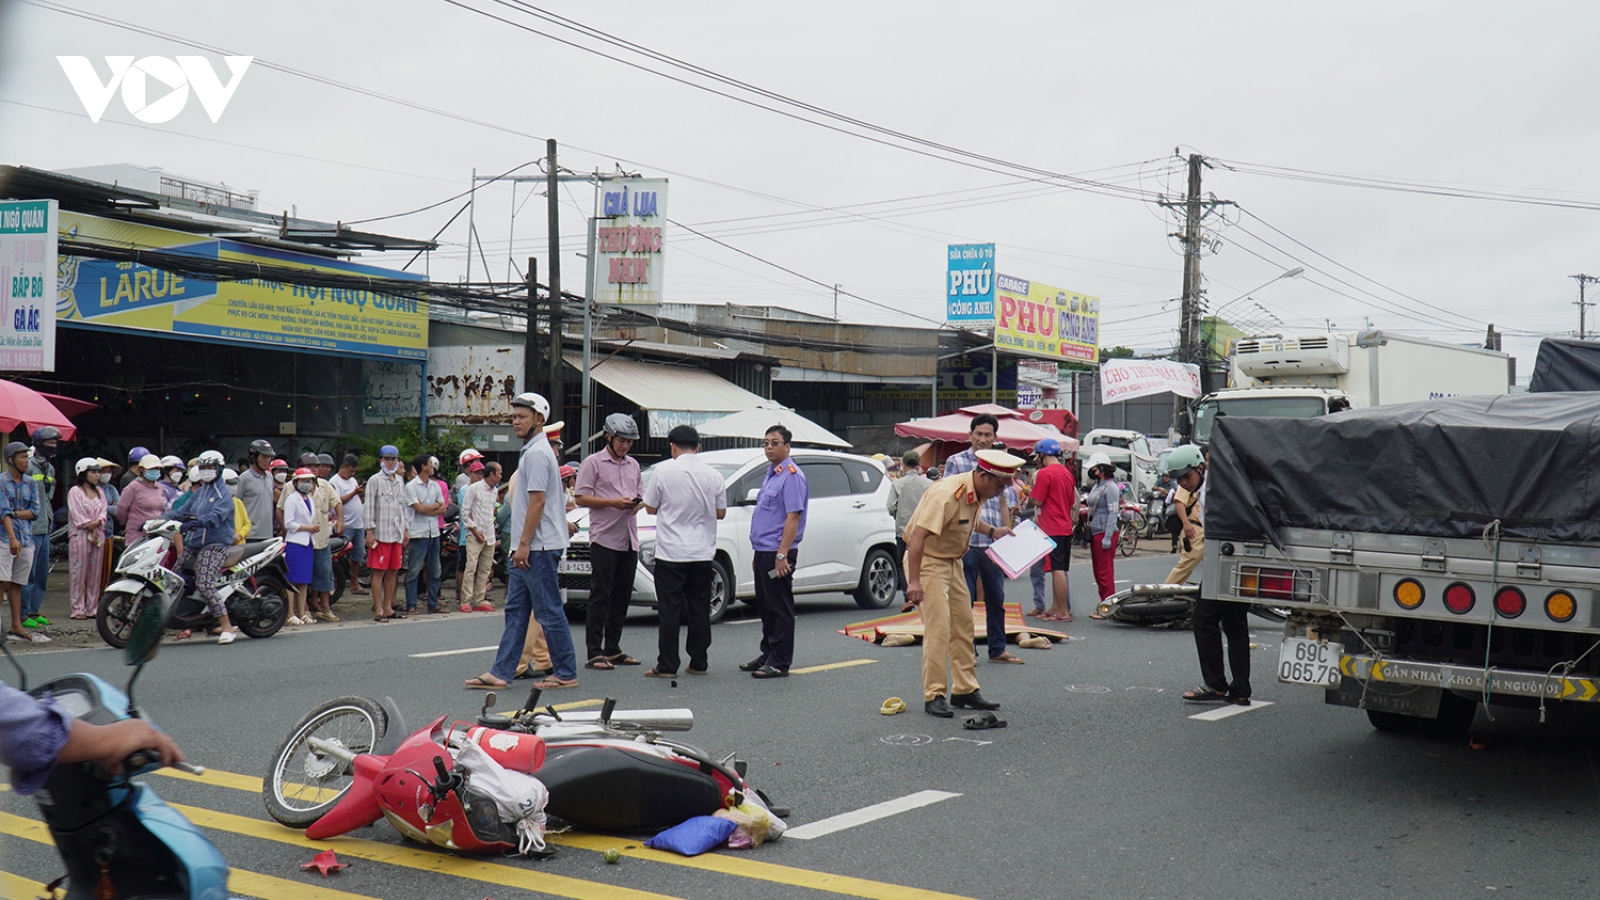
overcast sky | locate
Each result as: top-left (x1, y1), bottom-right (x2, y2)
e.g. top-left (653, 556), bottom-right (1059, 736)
top-left (3, 0), bottom-right (1597, 377)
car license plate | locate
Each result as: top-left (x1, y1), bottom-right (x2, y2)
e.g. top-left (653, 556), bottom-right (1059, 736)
top-left (1278, 637), bottom-right (1342, 687)
top-left (559, 559), bottom-right (591, 575)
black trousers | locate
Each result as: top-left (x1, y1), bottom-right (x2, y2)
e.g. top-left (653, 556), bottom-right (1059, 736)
top-left (752, 549), bottom-right (797, 670)
top-left (585, 544), bottom-right (637, 660)
top-left (895, 537), bottom-right (909, 592)
top-left (1193, 597), bottom-right (1251, 698)
top-left (654, 559), bottom-right (713, 674)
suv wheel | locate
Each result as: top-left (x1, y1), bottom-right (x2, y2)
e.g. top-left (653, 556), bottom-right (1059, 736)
top-left (709, 557), bottom-right (733, 624)
top-left (853, 547), bottom-right (899, 610)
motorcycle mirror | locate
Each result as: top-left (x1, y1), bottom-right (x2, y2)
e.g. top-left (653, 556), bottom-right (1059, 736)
top-left (480, 692), bottom-right (496, 718)
top-left (600, 697), bottom-right (616, 726)
top-left (124, 595), bottom-right (169, 668)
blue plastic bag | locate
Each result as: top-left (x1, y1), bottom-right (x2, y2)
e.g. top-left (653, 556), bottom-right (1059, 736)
top-left (644, 816), bottom-right (737, 856)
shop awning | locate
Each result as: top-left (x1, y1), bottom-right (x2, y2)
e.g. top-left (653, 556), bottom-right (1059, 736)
top-left (565, 353), bottom-right (768, 436)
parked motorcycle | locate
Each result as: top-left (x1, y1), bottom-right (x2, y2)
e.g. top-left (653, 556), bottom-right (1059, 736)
top-left (262, 688), bottom-right (786, 853)
top-left (1097, 582), bottom-right (1288, 627)
top-left (96, 519), bottom-right (290, 649)
top-left (4, 593), bottom-right (237, 899)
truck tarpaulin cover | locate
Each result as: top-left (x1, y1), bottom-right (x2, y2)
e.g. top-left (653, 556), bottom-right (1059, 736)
top-left (1528, 338), bottom-right (1600, 393)
top-left (1206, 393), bottom-right (1600, 547)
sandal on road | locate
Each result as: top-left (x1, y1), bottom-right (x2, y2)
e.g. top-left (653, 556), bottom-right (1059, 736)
top-left (989, 653), bottom-right (1026, 664)
top-left (1182, 686), bottom-right (1229, 703)
top-left (533, 677), bottom-right (579, 690)
top-left (465, 675), bottom-right (508, 690)
top-left (584, 656), bottom-right (614, 670)
top-left (607, 654), bottom-right (641, 666)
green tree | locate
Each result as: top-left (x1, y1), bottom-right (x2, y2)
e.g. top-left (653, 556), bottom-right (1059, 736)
top-left (337, 424), bottom-right (479, 479)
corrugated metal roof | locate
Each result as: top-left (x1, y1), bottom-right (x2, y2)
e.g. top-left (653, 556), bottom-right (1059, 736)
top-left (564, 353), bottom-right (766, 412)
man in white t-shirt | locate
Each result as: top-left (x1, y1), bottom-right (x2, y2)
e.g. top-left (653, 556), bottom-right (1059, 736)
top-left (329, 454), bottom-right (366, 596)
top-left (640, 425), bottom-right (727, 677)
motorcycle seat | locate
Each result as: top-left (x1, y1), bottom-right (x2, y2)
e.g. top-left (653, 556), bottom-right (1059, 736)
top-left (327, 534), bottom-right (350, 554)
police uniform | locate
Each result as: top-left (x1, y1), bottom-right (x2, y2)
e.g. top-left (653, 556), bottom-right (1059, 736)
top-left (905, 450), bottom-right (1023, 706)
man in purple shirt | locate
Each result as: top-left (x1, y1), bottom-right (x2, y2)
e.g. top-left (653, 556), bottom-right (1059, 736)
top-left (743, 425), bottom-right (808, 679)
top-left (573, 413), bottom-right (643, 670)
top-left (0, 681), bottom-right (183, 794)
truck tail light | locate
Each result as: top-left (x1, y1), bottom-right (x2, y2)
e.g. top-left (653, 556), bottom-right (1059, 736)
top-left (1393, 578), bottom-right (1425, 610)
top-left (1238, 565), bottom-right (1298, 599)
top-left (1443, 582), bottom-right (1475, 614)
top-left (1493, 587), bottom-right (1525, 619)
top-left (1546, 590), bottom-right (1577, 623)
top-left (1238, 570), bottom-right (1259, 596)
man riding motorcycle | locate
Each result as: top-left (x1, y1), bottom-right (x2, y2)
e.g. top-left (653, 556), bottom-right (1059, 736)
top-left (173, 450), bottom-right (239, 644)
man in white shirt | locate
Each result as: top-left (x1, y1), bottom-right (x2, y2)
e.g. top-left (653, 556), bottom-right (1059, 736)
top-left (459, 461), bottom-right (500, 613)
top-left (329, 454), bottom-right (366, 596)
top-left (403, 454), bottom-right (447, 614)
top-left (640, 425), bottom-right (727, 677)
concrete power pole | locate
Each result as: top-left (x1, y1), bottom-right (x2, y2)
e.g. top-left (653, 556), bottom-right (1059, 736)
top-left (1572, 274), bottom-right (1598, 340)
top-left (546, 139), bottom-right (564, 424)
top-left (1179, 154), bottom-right (1204, 368)
top-left (525, 257), bottom-right (541, 400)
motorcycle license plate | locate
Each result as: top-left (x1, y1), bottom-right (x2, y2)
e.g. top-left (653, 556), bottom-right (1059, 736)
top-left (1278, 637), bottom-right (1342, 687)
top-left (559, 559), bottom-right (591, 575)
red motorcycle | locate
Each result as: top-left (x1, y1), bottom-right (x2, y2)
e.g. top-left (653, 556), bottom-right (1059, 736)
top-left (262, 690), bottom-right (785, 855)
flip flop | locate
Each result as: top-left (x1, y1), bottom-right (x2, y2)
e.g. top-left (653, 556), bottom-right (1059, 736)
top-left (989, 653), bottom-right (1026, 664)
top-left (880, 697), bottom-right (907, 715)
top-left (1182, 686), bottom-right (1229, 702)
top-left (643, 668), bottom-right (676, 678)
top-left (607, 654), bottom-right (641, 666)
top-left (585, 656), bottom-right (615, 670)
top-left (532, 677), bottom-right (579, 690)
top-left (464, 675), bottom-right (508, 690)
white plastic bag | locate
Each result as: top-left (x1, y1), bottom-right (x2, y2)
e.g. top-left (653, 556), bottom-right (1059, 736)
top-left (453, 739), bottom-right (551, 855)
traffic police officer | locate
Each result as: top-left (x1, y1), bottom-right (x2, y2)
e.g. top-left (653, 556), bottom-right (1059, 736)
top-left (904, 448), bottom-right (1024, 717)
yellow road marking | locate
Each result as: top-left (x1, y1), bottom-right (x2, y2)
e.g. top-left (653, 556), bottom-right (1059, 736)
top-left (153, 766), bottom-right (340, 804)
top-left (790, 659), bottom-right (877, 675)
top-left (163, 803), bottom-right (679, 900)
top-left (0, 811), bottom-right (378, 900)
top-left (553, 833), bottom-right (974, 900)
top-left (0, 868), bottom-right (51, 900)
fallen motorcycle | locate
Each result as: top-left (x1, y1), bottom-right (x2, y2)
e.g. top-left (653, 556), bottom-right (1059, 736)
top-left (1097, 583), bottom-right (1288, 627)
top-left (262, 688), bottom-right (786, 856)
top-left (97, 519), bottom-right (289, 649)
top-left (5, 593), bottom-right (237, 899)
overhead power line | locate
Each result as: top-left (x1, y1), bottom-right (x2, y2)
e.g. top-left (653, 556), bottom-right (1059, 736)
top-left (1215, 157), bottom-right (1600, 213)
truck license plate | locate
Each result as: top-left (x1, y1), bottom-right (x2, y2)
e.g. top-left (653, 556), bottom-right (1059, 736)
top-left (1278, 637), bottom-right (1342, 687)
top-left (559, 559), bottom-right (591, 575)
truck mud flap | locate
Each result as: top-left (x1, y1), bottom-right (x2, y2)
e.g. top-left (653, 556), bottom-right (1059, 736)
top-left (1326, 677), bottom-right (1442, 719)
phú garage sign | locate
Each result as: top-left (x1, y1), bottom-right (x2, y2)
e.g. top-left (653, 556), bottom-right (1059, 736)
top-left (595, 178), bottom-right (667, 305)
top-left (993, 274), bottom-right (1100, 364)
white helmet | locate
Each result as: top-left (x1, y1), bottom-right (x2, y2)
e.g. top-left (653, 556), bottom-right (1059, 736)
top-left (74, 457), bottom-right (101, 477)
top-left (510, 391), bottom-right (550, 418)
top-left (222, 468), bottom-right (239, 485)
top-left (158, 455), bottom-right (183, 469)
top-left (198, 449), bottom-right (225, 467)
top-left (1084, 452), bottom-right (1113, 474)
top-left (458, 447), bottom-right (484, 465)
top-left (138, 453), bottom-right (162, 470)
top-left (187, 466), bottom-right (200, 483)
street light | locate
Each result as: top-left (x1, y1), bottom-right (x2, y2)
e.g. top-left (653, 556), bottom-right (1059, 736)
top-left (1210, 266), bottom-right (1304, 322)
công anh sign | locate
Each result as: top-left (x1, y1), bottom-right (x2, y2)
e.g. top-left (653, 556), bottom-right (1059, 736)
top-left (1100, 358), bottom-right (1202, 403)
top-left (993, 274), bottom-right (1099, 364)
top-left (594, 178), bottom-right (667, 305)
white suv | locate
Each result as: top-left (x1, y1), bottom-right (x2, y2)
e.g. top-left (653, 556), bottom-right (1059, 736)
top-left (559, 448), bottom-right (901, 623)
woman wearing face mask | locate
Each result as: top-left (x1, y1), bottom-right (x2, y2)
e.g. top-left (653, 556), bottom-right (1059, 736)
top-left (282, 468), bottom-right (319, 626)
top-left (1082, 452), bottom-right (1122, 605)
top-left (66, 458), bottom-right (107, 620)
top-left (156, 455), bottom-right (183, 506)
top-left (95, 459), bottom-right (122, 593)
top-left (173, 450), bottom-right (239, 644)
top-left (115, 454), bottom-right (169, 539)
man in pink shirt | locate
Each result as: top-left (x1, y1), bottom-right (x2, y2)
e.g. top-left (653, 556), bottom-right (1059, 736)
top-left (573, 414), bottom-right (642, 669)
top-left (1024, 438), bottom-right (1076, 622)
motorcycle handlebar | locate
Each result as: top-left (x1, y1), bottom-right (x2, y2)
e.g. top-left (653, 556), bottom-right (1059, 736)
top-left (123, 750), bottom-right (203, 776)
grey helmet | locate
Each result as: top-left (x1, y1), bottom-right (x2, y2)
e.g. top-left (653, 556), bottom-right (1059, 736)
top-left (603, 413), bottom-right (640, 441)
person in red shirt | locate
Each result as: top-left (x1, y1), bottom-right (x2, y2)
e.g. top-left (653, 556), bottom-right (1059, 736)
top-left (1024, 438), bottom-right (1076, 622)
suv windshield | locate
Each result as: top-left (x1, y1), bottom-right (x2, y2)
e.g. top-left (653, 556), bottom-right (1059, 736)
top-left (1193, 395), bottom-right (1328, 444)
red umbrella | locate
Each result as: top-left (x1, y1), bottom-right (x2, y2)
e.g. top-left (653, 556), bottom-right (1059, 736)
top-left (894, 404), bottom-right (1078, 454)
top-left (0, 379), bottom-right (82, 441)
top-left (37, 391), bottom-right (99, 421)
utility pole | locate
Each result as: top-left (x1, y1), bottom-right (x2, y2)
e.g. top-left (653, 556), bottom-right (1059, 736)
top-left (833, 283), bottom-right (841, 321)
top-left (1572, 274), bottom-right (1598, 340)
top-left (1178, 154), bottom-right (1204, 369)
top-left (546, 139), bottom-right (564, 423)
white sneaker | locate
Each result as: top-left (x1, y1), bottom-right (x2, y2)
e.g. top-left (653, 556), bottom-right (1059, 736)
top-left (28, 632), bottom-right (50, 643)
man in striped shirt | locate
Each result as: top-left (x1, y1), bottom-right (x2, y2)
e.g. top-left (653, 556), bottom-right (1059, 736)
top-left (941, 415), bottom-right (1025, 664)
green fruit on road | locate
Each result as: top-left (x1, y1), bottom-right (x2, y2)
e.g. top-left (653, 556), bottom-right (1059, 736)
top-left (603, 849), bottom-right (622, 864)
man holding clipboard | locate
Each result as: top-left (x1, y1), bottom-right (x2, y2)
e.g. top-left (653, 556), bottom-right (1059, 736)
top-left (903, 449), bottom-right (1025, 718)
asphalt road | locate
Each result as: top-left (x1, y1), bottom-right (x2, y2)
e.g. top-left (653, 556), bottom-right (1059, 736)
top-left (4, 552), bottom-right (1600, 899)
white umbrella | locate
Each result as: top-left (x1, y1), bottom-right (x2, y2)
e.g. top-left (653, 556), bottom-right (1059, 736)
top-left (695, 401), bottom-right (850, 448)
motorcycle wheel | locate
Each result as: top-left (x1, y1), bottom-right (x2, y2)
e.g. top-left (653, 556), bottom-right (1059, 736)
top-left (330, 562), bottom-right (346, 605)
top-left (237, 576), bottom-right (290, 639)
top-left (95, 589), bottom-right (146, 650)
top-left (1118, 522), bottom-right (1139, 557)
top-left (263, 695), bottom-right (388, 828)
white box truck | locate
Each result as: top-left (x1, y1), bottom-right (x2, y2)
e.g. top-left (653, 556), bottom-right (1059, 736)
top-left (1191, 329), bottom-right (1511, 446)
